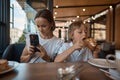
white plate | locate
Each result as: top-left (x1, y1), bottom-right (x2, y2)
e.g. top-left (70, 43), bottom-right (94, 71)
top-left (105, 73), bottom-right (116, 80)
top-left (106, 69), bottom-right (120, 80)
top-left (88, 58), bottom-right (116, 68)
top-left (105, 72), bottom-right (120, 80)
top-left (0, 61), bottom-right (19, 74)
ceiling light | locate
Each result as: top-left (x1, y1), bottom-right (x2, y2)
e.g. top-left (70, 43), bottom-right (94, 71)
top-left (87, 20), bottom-right (90, 23)
top-left (56, 5), bottom-right (59, 8)
top-left (83, 21), bottom-right (86, 24)
top-left (54, 16), bottom-right (56, 19)
top-left (54, 12), bottom-right (57, 15)
top-left (109, 6), bottom-right (112, 9)
top-left (77, 16), bottom-right (79, 18)
top-left (92, 16), bottom-right (95, 20)
top-left (83, 9), bottom-right (86, 11)
top-left (72, 20), bottom-right (75, 22)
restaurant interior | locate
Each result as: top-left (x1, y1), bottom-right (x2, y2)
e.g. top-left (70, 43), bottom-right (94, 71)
top-left (0, 0), bottom-right (120, 80)
top-left (0, 0), bottom-right (120, 58)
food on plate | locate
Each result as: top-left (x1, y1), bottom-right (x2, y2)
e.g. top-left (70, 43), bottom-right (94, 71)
top-left (0, 59), bottom-right (9, 72)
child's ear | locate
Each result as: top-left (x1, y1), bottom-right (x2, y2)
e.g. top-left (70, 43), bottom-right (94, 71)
top-left (71, 32), bottom-right (73, 36)
top-left (71, 31), bottom-right (74, 39)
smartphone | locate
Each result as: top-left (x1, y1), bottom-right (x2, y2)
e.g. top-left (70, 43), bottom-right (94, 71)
top-left (29, 34), bottom-right (39, 46)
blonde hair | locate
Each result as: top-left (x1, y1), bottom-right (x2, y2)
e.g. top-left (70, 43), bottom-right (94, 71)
top-left (68, 21), bottom-right (86, 41)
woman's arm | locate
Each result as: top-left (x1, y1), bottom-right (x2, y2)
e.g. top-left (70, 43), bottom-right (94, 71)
top-left (20, 46), bottom-right (34, 63)
top-left (36, 45), bottom-right (51, 62)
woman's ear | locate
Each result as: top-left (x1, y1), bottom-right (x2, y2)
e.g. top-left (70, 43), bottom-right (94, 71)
top-left (50, 23), bottom-right (54, 31)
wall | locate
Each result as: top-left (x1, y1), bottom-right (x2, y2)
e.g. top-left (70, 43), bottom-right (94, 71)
top-left (115, 4), bottom-right (120, 49)
top-left (106, 9), bottom-right (112, 42)
top-left (106, 4), bottom-right (120, 49)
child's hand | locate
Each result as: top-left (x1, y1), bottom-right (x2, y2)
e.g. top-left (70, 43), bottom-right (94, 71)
top-left (83, 38), bottom-right (97, 51)
top-left (73, 41), bottom-right (84, 50)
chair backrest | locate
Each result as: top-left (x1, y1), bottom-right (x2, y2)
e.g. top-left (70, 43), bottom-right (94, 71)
top-left (98, 42), bottom-right (115, 58)
top-left (2, 43), bottom-right (25, 62)
top-left (101, 42), bottom-right (115, 51)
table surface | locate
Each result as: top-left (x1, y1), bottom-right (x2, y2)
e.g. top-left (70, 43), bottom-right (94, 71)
top-left (0, 62), bottom-right (112, 80)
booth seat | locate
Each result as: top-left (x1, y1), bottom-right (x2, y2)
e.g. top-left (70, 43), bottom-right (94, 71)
top-left (2, 43), bottom-right (25, 62)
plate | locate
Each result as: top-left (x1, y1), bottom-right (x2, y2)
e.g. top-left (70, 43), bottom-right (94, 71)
top-left (105, 69), bottom-right (120, 80)
top-left (105, 73), bottom-right (116, 80)
top-left (88, 58), bottom-right (116, 68)
top-left (0, 61), bottom-right (19, 74)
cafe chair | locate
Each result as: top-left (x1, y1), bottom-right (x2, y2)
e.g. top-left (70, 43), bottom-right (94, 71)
top-left (98, 42), bottom-right (115, 58)
top-left (2, 43), bottom-right (25, 62)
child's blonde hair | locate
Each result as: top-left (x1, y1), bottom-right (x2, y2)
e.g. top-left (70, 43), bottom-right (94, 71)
top-left (68, 21), bottom-right (86, 41)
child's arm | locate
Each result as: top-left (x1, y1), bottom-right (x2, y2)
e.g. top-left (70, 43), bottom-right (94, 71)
top-left (54, 46), bottom-right (76, 62)
top-left (54, 42), bottom-right (83, 62)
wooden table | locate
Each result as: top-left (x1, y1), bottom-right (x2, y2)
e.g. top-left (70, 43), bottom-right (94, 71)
top-left (0, 62), bottom-right (112, 80)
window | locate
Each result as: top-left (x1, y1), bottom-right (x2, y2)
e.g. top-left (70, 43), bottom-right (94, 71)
top-left (91, 15), bottom-right (106, 41)
top-left (10, 0), bottom-right (27, 43)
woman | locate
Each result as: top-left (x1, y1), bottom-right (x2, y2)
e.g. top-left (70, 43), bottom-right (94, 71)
top-left (54, 21), bottom-right (93, 62)
top-left (20, 9), bottom-right (63, 63)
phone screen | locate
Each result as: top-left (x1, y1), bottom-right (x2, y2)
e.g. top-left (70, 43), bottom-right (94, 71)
top-left (29, 34), bottom-right (39, 46)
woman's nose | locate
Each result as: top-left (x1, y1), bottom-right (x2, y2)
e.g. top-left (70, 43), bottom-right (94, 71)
top-left (38, 26), bottom-right (43, 30)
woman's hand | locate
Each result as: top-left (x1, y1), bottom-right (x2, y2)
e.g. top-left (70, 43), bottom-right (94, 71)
top-left (36, 45), bottom-right (47, 57)
top-left (20, 46), bottom-right (35, 63)
top-left (36, 44), bottom-right (50, 62)
top-left (28, 45), bottom-right (36, 56)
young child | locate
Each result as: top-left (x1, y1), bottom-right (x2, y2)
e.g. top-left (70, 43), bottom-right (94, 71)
top-left (54, 21), bottom-right (93, 62)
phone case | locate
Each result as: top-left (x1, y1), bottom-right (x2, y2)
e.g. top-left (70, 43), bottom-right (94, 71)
top-left (29, 34), bottom-right (39, 46)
